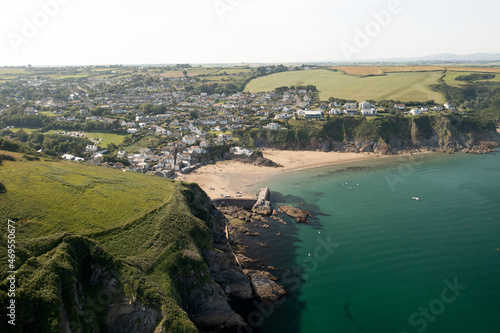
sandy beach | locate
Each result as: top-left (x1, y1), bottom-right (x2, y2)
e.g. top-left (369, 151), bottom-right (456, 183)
top-left (179, 150), bottom-right (383, 200)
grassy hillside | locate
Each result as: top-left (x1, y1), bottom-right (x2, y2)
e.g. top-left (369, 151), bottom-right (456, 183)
top-left (245, 69), bottom-right (446, 103)
top-left (442, 71), bottom-right (500, 87)
top-left (0, 151), bottom-right (214, 332)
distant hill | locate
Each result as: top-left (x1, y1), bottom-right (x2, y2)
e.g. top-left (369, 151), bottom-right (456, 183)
top-left (346, 53), bottom-right (500, 64)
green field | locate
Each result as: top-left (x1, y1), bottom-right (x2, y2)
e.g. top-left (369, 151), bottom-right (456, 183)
top-left (7, 128), bottom-right (128, 148)
top-left (442, 71), bottom-right (500, 87)
top-left (245, 69), bottom-right (446, 103)
top-left (84, 131), bottom-right (129, 147)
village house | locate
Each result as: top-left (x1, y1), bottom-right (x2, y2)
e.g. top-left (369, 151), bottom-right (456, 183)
top-left (409, 108), bottom-right (422, 115)
top-left (274, 113), bottom-right (291, 119)
top-left (265, 122), bottom-right (281, 130)
top-left (86, 145), bottom-right (98, 153)
top-left (199, 139), bottom-right (209, 149)
top-left (329, 108), bottom-right (343, 115)
top-left (182, 135), bottom-right (197, 145)
top-left (127, 128), bottom-right (138, 134)
top-left (359, 101), bottom-right (372, 109)
top-left (394, 104), bottom-right (406, 110)
top-left (344, 109), bottom-right (358, 116)
top-left (303, 110), bottom-right (324, 119)
top-left (361, 108), bottom-right (377, 116)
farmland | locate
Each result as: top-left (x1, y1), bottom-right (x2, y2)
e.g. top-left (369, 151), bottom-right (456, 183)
top-left (331, 66), bottom-right (384, 76)
top-left (245, 69), bottom-right (445, 102)
top-left (445, 66), bottom-right (500, 73)
top-left (380, 66), bottom-right (445, 72)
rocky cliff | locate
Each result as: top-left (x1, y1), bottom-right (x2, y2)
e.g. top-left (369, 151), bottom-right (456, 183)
top-left (236, 115), bottom-right (500, 154)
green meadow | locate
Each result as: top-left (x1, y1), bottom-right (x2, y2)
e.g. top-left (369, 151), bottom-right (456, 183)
top-left (245, 69), bottom-right (446, 103)
top-left (7, 128), bottom-right (128, 148)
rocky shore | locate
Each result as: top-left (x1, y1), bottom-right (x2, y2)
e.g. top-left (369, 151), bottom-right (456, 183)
top-left (195, 188), bottom-right (316, 332)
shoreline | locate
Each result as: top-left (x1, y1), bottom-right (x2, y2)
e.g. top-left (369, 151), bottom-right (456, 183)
top-left (179, 150), bottom-right (400, 200)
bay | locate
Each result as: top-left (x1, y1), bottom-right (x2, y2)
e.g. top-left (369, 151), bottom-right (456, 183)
top-left (249, 150), bottom-right (500, 333)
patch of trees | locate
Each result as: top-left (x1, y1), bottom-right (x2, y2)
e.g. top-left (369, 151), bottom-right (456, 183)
top-left (0, 137), bottom-right (37, 154)
top-left (101, 155), bottom-right (131, 166)
top-left (431, 81), bottom-right (500, 120)
top-left (0, 153), bottom-right (16, 165)
top-left (456, 73), bottom-right (495, 82)
top-left (276, 85), bottom-right (318, 93)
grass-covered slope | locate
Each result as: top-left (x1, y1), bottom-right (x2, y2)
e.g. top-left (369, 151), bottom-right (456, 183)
top-left (0, 152), bottom-right (215, 332)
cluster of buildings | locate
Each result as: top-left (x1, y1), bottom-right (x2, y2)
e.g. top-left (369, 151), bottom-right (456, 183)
top-left (3, 74), bottom-right (458, 171)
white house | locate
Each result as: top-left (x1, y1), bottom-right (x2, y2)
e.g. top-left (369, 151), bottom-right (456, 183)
top-left (275, 113), bottom-right (291, 119)
top-left (86, 145), bottom-right (98, 153)
top-left (344, 109), bottom-right (358, 116)
top-left (344, 102), bottom-right (357, 109)
top-left (265, 122), bottom-right (281, 130)
top-left (182, 135), bottom-right (197, 145)
top-left (127, 128), bottom-right (138, 134)
top-left (361, 108), bottom-right (377, 116)
top-left (329, 108), bottom-right (343, 115)
top-left (304, 110), bottom-right (324, 119)
top-left (394, 104), bottom-right (406, 110)
top-left (409, 108), bottom-right (422, 115)
top-left (359, 101), bottom-right (372, 109)
top-left (231, 146), bottom-right (253, 156)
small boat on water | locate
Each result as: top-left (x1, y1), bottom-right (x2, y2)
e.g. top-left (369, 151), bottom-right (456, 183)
top-left (412, 197), bottom-right (420, 201)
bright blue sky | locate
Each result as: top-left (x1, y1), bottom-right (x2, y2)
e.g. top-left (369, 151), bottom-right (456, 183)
top-left (0, 0), bottom-right (499, 66)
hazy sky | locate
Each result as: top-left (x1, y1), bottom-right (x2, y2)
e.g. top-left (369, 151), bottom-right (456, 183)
top-left (1, 0), bottom-right (499, 66)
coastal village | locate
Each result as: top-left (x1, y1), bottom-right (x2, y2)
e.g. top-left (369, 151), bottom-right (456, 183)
top-left (0, 69), bottom-right (468, 179)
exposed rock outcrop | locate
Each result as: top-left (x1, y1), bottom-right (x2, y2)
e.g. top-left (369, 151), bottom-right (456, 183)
top-left (244, 270), bottom-right (286, 302)
top-left (187, 282), bottom-right (247, 329)
top-left (252, 187), bottom-right (273, 215)
top-left (106, 301), bottom-right (159, 333)
top-left (202, 248), bottom-right (253, 299)
top-left (278, 205), bottom-right (311, 223)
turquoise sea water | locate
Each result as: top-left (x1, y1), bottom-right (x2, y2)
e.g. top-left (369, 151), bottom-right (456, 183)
top-left (248, 150), bottom-right (500, 333)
